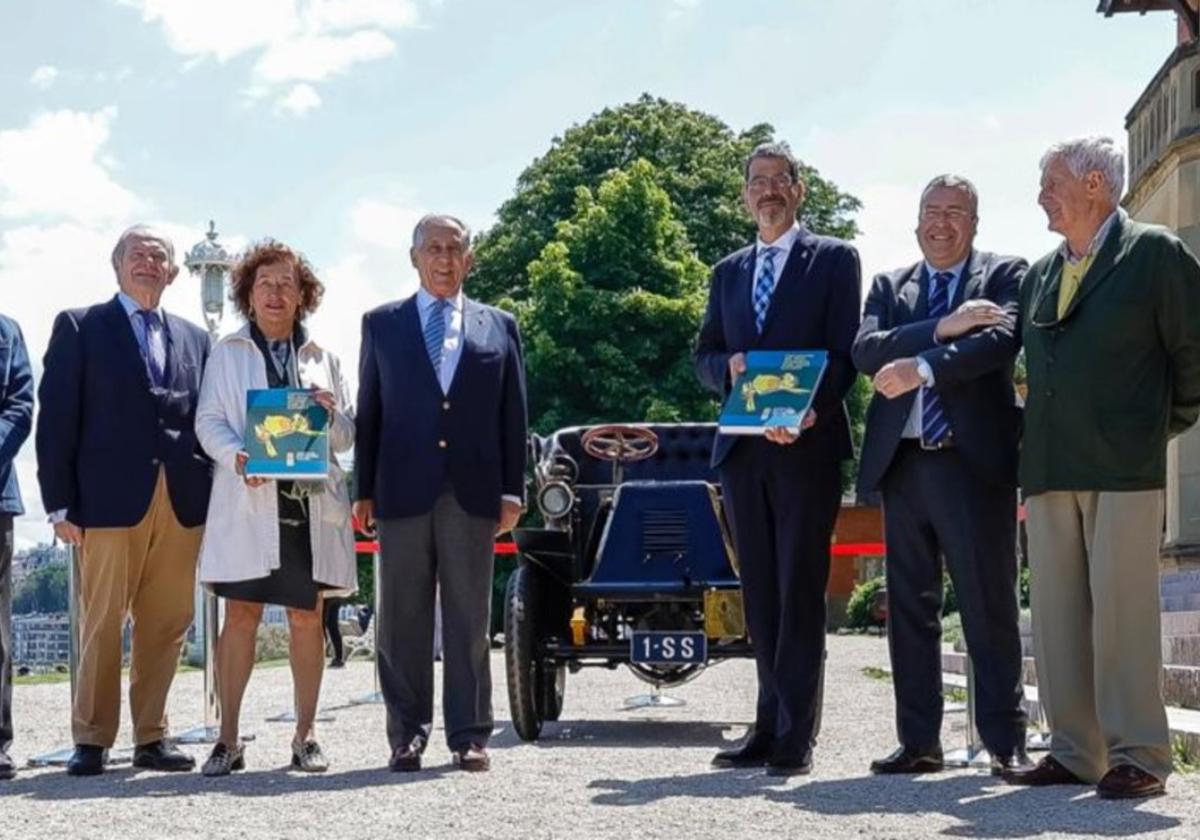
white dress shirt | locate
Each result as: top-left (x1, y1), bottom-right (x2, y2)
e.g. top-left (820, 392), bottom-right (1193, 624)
top-left (901, 258), bottom-right (966, 439)
top-left (751, 222), bottom-right (803, 306)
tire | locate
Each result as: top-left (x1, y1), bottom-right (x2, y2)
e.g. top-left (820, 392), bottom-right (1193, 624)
top-left (505, 564), bottom-right (543, 741)
top-left (538, 662), bottom-right (566, 722)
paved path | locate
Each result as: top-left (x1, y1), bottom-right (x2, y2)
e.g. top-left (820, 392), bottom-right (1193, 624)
top-left (4, 634), bottom-right (1198, 839)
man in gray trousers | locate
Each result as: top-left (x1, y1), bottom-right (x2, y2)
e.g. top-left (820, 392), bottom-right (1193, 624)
top-left (0, 313), bottom-right (34, 780)
top-left (353, 214), bottom-right (528, 773)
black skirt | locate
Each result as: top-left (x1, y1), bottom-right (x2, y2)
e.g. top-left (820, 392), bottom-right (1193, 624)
top-left (211, 485), bottom-right (322, 610)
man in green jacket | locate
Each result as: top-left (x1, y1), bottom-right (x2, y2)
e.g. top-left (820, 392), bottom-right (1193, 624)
top-left (1004, 136), bottom-right (1200, 799)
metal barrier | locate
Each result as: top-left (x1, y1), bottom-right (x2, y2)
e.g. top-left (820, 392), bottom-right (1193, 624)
top-left (173, 590), bottom-right (224, 744)
top-left (27, 548), bottom-right (131, 767)
top-left (349, 552), bottom-right (384, 706)
top-left (943, 654), bottom-right (991, 768)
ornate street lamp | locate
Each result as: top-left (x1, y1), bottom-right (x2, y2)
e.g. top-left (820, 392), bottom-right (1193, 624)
top-left (185, 220), bottom-right (234, 339)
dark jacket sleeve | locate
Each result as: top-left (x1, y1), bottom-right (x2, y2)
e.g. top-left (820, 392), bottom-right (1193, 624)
top-left (811, 245), bottom-right (863, 419)
top-left (500, 312), bottom-right (529, 503)
top-left (0, 318), bottom-right (33, 468)
top-left (353, 313), bottom-right (380, 502)
top-left (693, 264), bottom-right (733, 398)
top-left (36, 310), bottom-right (84, 515)
top-left (851, 272), bottom-right (940, 376)
top-left (920, 258), bottom-right (1025, 389)
top-left (1158, 237), bottom-right (1200, 436)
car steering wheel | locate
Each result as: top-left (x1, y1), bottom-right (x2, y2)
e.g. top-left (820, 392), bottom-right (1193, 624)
top-left (581, 425), bottom-right (659, 464)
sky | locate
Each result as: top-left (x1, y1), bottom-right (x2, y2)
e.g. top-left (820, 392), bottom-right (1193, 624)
top-left (0, 0), bottom-right (1176, 547)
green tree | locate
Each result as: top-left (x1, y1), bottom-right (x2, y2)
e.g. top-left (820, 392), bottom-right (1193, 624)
top-left (472, 94), bottom-right (861, 304)
top-left (515, 159), bottom-right (714, 432)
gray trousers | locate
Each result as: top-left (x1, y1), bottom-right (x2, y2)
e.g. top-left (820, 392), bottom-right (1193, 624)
top-left (377, 492), bottom-right (496, 751)
top-left (0, 515), bottom-right (13, 753)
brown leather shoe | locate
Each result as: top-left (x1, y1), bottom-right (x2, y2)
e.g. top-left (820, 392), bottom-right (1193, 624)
top-left (1001, 755), bottom-right (1086, 786)
top-left (388, 735), bottom-right (426, 772)
top-left (1097, 764), bottom-right (1165, 800)
top-left (451, 744), bottom-right (490, 772)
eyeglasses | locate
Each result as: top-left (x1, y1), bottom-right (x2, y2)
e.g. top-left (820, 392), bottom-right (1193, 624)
top-left (254, 280), bottom-right (299, 297)
top-left (746, 174), bottom-right (796, 192)
top-left (920, 207), bottom-right (974, 222)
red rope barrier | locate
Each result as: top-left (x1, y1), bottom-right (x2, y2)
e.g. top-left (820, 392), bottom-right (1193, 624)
top-left (355, 539), bottom-right (882, 556)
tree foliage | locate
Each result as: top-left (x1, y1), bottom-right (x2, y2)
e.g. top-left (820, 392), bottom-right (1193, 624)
top-left (471, 95), bottom-right (866, 468)
top-left (472, 94), bottom-right (861, 304)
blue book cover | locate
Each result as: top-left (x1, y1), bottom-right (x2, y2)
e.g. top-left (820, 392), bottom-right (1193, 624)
top-left (244, 388), bottom-right (330, 478)
top-left (718, 350), bottom-right (828, 435)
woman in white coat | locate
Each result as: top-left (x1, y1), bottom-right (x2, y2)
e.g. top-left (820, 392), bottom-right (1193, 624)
top-left (194, 240), bottom-right (356, 776)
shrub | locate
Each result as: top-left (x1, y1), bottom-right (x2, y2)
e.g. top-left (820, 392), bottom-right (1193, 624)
top-left (846, 575), bottom-right (887, 629)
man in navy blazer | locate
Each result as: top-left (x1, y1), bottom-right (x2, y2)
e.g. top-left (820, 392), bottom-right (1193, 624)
top-left (853, 175), bottom-right (1028, 776)
top-left (354, 214), bottom-right (527, 773)
top-left (695, 142), bottom-right (861, 776)
top-left (0, 313), bottom-right (32, 781)
top-left (36, 226), bottom-right (212, 776)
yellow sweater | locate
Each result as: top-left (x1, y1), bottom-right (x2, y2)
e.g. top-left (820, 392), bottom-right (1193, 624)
top-left (1058, 251), bottom-right (1097, 319)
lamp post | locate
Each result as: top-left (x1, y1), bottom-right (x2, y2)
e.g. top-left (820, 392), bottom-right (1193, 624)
top-left (175, 220), bottom-right (234, 744)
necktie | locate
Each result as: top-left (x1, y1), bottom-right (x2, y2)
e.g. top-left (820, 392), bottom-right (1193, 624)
top-left (920, 272), bottom-right (953, 447)
top-left (136, 309), bottom-right (166, 388)
top-left (424, 298), bottom-right (448, 377)
top-left (753, 247), bottom-right (778, 334)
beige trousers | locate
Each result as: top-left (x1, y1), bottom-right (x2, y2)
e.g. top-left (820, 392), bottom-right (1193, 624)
top-left (1026, 489), bottom-right (1171, 783)
top-left (72, 470), bottom-right (204, 747)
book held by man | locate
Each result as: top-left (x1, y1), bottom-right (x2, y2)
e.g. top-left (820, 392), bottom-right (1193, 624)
top-left (244, 388), bottom-right (330, 479)
top-left (718, 349), bottom-right (828, 435)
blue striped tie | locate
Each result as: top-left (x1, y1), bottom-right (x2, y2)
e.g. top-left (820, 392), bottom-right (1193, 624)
top-left (753, 247), bottom-right (778, 334)
top-left (424, 298), bottom-right (447, 377)
top-left (921, 272), bottom-right (953, 447)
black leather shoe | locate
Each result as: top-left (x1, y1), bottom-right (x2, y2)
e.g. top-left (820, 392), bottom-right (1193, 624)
top-left (766, 751), bottom-right (813, 777)
top-left (66, 745), bottom-right (106, 776)
top-left (389, 735), bottom-right (427, 772)
top-left (132, 740), bottom-right (195, 772)
top-left (712, 729), bottom-right (774, 768)
top-left (990, 747), bottom-right (1033, 777)
top-left (1001, 754), bottom-right (1086, 786)
top-left (0, 749), bottom-right (15, 780)
top-left (870, 745), bottom-right (944, 775)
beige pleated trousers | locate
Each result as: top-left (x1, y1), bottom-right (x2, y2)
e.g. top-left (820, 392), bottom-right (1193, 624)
top-left (1026, 489), bottom-right (1171, 783)
top-left (72, 470), bottom-right (203, 747)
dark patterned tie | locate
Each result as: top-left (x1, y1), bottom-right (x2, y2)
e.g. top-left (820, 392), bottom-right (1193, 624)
top-left (920, 272), bottom-right (953, 447)
top-left (136, 310), bottom-right (166, 388)
top-left (753, 247), bottom-right (779, 334)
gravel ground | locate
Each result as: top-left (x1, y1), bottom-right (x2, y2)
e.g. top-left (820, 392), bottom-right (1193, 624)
top-left (3, 633), bottom-right (1198, 840)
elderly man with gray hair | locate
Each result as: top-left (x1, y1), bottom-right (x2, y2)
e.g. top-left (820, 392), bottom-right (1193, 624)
top-left (1003, 138), bottom-right (1200, 798)
top-left (354, 214), bottom-right (527, 773)
top-left (36, 225), bottom-right (213, 776)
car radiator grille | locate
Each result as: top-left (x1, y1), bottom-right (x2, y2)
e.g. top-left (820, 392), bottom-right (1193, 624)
top-left (641, 509), bottom-right (688, 557)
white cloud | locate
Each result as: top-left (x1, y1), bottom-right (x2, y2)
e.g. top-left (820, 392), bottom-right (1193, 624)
top-left (0, 108), bottom-right (141, 224)
top-left (29, 65), bottom-right (58, 89)
top-left (274, 83), bottom-right (323, 117)
top-left (255, 30), bottom-right (395, 84)
top-left (124, 0), bottom-right (419, 116)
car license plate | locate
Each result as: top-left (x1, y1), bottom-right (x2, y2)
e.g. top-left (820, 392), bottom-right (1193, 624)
top-left (629, 631), bottom-right (707, 665)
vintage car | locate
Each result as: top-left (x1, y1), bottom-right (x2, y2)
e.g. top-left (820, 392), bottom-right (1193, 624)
top-left (505, 422), bottom-right (752, 740)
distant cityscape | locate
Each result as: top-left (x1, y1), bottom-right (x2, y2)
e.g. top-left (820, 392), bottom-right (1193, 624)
top-left (9, 543), bottom-right (299, 671)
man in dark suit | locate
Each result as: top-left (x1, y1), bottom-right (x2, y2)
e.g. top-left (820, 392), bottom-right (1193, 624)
top-left (695, 142), bottom-right (861, 776)
top-left (852, 175), bottom-right (1029, 776)
top-left (36, 226), bottom-right (212, 776)
top-left (0, 314), bottom-right (33, 781)
top-left (354, 214), bottom-right (527, 774)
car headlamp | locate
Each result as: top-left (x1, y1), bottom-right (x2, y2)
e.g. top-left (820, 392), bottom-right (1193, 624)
top-left (537, 480), bottom-right (575, 520)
